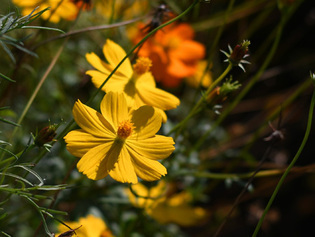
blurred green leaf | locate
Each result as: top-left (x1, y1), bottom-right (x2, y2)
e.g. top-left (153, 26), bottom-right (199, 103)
top-left (0, 72), bottom-right (15, 82)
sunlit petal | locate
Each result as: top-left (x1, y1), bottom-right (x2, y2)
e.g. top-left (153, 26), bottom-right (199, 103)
top-left (77, 143), bottom-right (112, 180)
top-left (87, 70), bottom-right (128, 93)
top-left (126, 135), bottom-right (174, 160)
top-left (77, 140), bottom-right (123, 180)
top-left (127, 147), bottom-right (167, 181)
top-left (86, 52), bottom-right (111, 74)
top-left (109, 146), bottom-right (138, 183)
top-left (103, 39), bottom-right (133, 78)
top-left (100, 92), bottom-right (129, 129)
top-left (137, 84), bottom-right (180, 110)
top-left (130, 106), bottom-right (161, 139)
top-left (135, 72), bottom-right (156, 87)
top-left (64, 129), bottom-right (112, 157)
top-left (72, 100), bottom-right (115, 137)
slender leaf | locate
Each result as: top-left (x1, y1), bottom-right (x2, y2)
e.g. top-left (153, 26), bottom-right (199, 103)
top-left (35, 185), bottom-right (67, 191)
top-left (11, 165), bottom-right (44, 186)
top-left (22, 195), bottom-right (53, 236)
top-left (0, 212), bottom-right (7, 221)
top-left (0, 40), bottom-right (15, 63)
top-left (0, 147), bottom-right (18, 164)
top-left (0, 117), bottom-right (19, 126)
top-left (21, 26), bottom-right (65, 33)
top-left (4, 41), bottom-right (38, 57)
top-left (0, 231), bottom-right (11, 237)
top-left (0, 72), bottom-right (15, 82)
top-left (0, 172), bottom-right (34, 186)
top-left (1, 15), bottom-right (16, 34)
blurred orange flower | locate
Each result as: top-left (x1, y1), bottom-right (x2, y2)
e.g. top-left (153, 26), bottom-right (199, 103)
top-left (131, 23), bottom-right (205, 88)
top-left (72, 0), bottom-right (93, 10)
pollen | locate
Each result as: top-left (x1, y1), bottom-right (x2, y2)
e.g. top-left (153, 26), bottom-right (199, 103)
top-left (133, 57), bottom-right (152, 75)
top-left (117, 120), bottom-right (134, 139)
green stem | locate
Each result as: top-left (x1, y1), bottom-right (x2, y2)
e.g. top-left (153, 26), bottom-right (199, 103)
top-left (195, 0), bottom-right (235, 89)
top-left (191, 8), bottom-right (289, 152)
top-left (168, 63), bottom-right (233, 137)
top-left (31, 0), bottom-right (201, 167)
top-left (207, 0), bottom-right (235, 62)
top-left (9, 41), bottom-right (67, 146)
top-left (172, 166), bottom-right (297, 180)
top-left (86, 0), bottom-right (200, 106)
top-left (252, 88), bottom-right (315, 237)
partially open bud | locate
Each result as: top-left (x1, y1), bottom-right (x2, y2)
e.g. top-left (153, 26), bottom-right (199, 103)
top-left (229, 40), bottom-right (250, 65)
top-left (34, 125), bottom-right (57, 147)
top-left (221, 40), bottom-right (250, 72)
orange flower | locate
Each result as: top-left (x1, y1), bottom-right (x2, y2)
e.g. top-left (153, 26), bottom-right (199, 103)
top-left (72, 0), bottom-right (93, 10)
top-left (131, 23), bottom-right (205, 88)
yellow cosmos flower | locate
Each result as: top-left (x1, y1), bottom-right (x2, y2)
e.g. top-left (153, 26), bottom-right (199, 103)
top-left (56, 214), bottom-right (113, 237)
top-left (12, 0), bottom-right (78, 23)
top-left (85, 39), bottom-right (180, 122)
top-left (127, 181), bottom-right (208, 226)
top-left (64, 92), bottom-right (175, 184)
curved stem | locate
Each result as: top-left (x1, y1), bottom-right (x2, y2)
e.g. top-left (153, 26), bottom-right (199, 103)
top-left (9, 40), bottom-right (67, 145)
top-left (86, 0), bottom-right (200, 106)
top-left (26, 0), bottom-right (202, 168)
top-left (252, 87), bottom-right (315, 237)
top-left (168, 63), bottom-right (233, 137)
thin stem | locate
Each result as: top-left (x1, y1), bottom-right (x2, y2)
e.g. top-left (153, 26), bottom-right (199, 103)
top-left (86, 0), bottom-right (200, 106)
top-left (213, 144), bottom-right (274, 237)
top-left (33, 16), bottom-right (146, 50)
top-left (9, 40), bottom-right (67, 142)
top-left (29, 0), bottom-right (201, 169)
top-left (195, 0), bottom-right (235, 89)
top-left (252, 88), bottom-right (315, 237)
top-left (168, 63), bottom-right (233, 137)
top-left (191, 6), bottom-right (290, 152)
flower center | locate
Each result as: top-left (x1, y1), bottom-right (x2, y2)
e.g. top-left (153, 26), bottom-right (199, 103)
top-left (117, 120), bottom-right (134, 139)
top-left (133, 57), bottom-right (152, 75)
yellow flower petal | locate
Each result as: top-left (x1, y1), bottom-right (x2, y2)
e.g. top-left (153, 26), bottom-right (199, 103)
top-left (103, 39), bottom-right (133, 78)
top-left (127, 147), bottom-right (167, 181)
top-left (100, 92), bottom-right (129, 129)
top-left (57, 214), bottom-right (112, 237)
top-left (64, 129), bottom-right (112, 157)
top-left (157, 108), bottom-right (168, 123)
top-left (126, 135), bottom-right (174, 160)
top-left (135, 72), bottom-right (156, 87)
top-left (86, 52), bottom-right (111, 74)
top-left (130, 106), bottom-right (162, 139)
top-left (127, 182), bottom-right (166, 209)
top-left (109, 146), bottom-right (138, 183)
top-left (86, 53), bottom-right (128, 79)
top-left (77, 143), bottom-right (110, 180)
top-left (72, 100), bottom-right (115, 137)
top-left (137, 84), bottom-right (180, 110)
top-left (77, 141), bottom-right (123, 180)
top-left (86, 70), bottom-right (128, 93)
top-left (150, 201), bottom-right (207, 226)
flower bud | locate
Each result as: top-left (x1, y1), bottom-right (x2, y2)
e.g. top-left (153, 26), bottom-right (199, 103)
top-left (229, 40), bottom-right (250, 65)
top-left (34, 125), bottom-right (57, 147)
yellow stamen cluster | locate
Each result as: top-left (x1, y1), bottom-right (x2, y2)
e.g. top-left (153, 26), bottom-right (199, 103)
top-left (117, 120), bottom-right (134, 139)
top-left (133, 57), bottom-right (152, 75)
